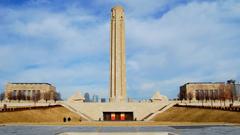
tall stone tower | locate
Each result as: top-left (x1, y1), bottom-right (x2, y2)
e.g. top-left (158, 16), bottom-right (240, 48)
top-left (109, 6), bottom-right (127, 102)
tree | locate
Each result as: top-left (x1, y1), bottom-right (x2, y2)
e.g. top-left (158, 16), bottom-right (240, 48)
top-left (229, 89), bottom-right (234, 106)
top-left (204, 91), bottom-right (209, 103)
top-left (187, 92), bottom-right (193, 103)
top-left (218, 84), bottom-right (226, 106)
top-left (53, 92), bottom-right (61, 102)
top-left (32, 91), bottom-right (41, 103)
top-left (0, 92), bottom-right (5, 102)
top-left (12, 91), bottom-right (17, 100)
top-left (212, 90), bottom-right (218, 102)
top-left (196, 91), bottom-right (200, 103)
top-left (7, 91), bottom-right (13, 102)
top-left (177, 93), bottom-right (183, 103)
top-left (16, 91), bottom-right (23, 102)
top-left (26, 95), bottom-right (31, 100)
top-left (22, 91), bottom-right (26, 101)
top-left (43, 92), bottom-right (51, 102)
top-left (209, 90), bottom-right (214, 107)
top-left (219, 89), bottom-right (226, 106)
top-left (199, 91), bottom-right (204, 107)
top-left (225, 83), bottom-right (234, 105)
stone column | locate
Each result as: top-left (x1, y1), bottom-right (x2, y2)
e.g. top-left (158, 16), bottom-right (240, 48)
top-left (109, 6), bottom-right (127, 102)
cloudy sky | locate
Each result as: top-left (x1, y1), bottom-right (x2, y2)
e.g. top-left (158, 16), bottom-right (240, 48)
top-left (0, 0), bottom-right (240, 99)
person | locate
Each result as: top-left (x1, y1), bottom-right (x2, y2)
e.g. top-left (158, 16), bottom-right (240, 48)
top-left (68, 117), bottom-right (71, 122)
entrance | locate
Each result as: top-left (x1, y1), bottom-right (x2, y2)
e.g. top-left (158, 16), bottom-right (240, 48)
top-left (103, 112), bottom-right (133, 121)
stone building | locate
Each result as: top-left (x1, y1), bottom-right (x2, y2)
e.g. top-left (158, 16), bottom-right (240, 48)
top-left (235, 84), bottom-right (240, 100)
top-left (5, 83), bottom-right (56, 101)
top-left (179, 81), bottom-right (237, 100)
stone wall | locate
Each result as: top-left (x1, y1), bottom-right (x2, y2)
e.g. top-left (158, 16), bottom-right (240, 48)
top-left (63, 101), bottom-right (169, 121)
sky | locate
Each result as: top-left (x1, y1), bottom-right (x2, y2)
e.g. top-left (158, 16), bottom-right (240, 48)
top-left (0, 0), bottom-right (240, 100)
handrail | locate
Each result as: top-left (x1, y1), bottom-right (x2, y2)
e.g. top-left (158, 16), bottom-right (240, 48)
top-left (59, 102), bottom-right (93, 121)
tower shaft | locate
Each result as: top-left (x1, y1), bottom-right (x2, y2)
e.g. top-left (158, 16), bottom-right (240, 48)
top-left (109, 6), bottom-right (126, 102)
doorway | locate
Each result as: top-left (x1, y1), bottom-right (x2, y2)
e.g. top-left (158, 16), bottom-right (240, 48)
top-left (103, 112), bottom-right (133, 121)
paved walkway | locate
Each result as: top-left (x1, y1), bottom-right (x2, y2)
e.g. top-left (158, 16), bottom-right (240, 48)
top-left (0, 125), bottom-right (240, 135)
top-left (59, 132), bottom-right (173, 135)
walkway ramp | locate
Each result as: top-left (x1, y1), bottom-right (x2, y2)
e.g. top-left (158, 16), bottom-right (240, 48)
top-left (58, 102), bottom-right (93, 121)
top-left (144, 102), bottom-right (176, 121)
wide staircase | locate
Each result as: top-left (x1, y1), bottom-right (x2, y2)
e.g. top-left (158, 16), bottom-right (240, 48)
top-left (58, 102), bottom-right (93, 121)
top-left (142, 102), bottom-right (176, 121)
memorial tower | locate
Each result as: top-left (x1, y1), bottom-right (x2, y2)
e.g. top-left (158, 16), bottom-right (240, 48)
top-left (109, 6), bottom-right (126, 102)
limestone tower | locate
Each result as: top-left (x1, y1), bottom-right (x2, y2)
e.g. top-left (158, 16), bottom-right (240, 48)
top-left (109, 6), bottom-right (127, 102)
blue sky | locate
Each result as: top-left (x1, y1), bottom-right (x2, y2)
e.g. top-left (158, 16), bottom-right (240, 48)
top-left (0, 0), bottom-right (240, 100)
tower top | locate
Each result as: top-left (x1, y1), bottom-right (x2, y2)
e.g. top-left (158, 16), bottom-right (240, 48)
top-left (111, 5), bottom-right (124, 12)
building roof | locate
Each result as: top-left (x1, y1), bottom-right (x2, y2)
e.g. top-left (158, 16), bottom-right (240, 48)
top-left (184, 82), bottom-right (225, 85)
top-left (9, 83), bottom-right (53, 85)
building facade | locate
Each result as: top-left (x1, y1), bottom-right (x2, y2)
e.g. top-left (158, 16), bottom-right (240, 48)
top-left (92, 94), bottom-right (99, 102)
top-left (179, 81), bottom-right (236, 100)
top-left (234, 84), bottom-right (240, 100)
top-left (5, 83), bottom-right (56, 101)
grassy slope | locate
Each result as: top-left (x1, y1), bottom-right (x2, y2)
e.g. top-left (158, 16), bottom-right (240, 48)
top-left (153, 107), bottom-right (240, 123)
top-left (0, 106), bottom-right (82, 123)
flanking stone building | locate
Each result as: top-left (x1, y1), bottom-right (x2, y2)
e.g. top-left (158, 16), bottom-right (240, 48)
top-left (179, 80), bottom-right (240, 101)
top-left (5, 83), bottom-right (56, 101)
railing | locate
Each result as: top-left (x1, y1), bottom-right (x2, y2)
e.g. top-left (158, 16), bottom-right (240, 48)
top-left (0, 105), bottom-right (61, 112)
top-left (59, 102), bottom-right (93, 121)
top-left (141, 113), bottom-right (154, 121)
top-left (175, 104), bottom-right (240, 112)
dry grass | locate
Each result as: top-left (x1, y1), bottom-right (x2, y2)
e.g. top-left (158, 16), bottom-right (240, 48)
top-left (0, 106), bottom-right (82, 123)
top-left (153, 107), bottom-right (240, 123)
top-left (1, 106), bottom-right (240, 126)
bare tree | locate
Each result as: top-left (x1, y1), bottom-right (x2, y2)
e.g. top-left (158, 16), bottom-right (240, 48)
top-left (53, 92), bottom-right (61, 102)
top-left (32, 92), bottom-right (41, 103)
top-left (213, 90), bottom-right (218, 102)
top-left (199, 91), bottom-right (204, 107)
top-left (204, 91), bottom-right (209, 103)
top-left (227, 80), bottom-right (236, 105)
top-left (187, 92), bottom-right (193, 103)
top-left (225, 83), bottom-right (234, 105)
top-left (209, 90), bottom-right (213, 107)
top-left (0, 92), bottom-right (5, 102)
top-left (219, 89), bottom-right (226, 106)
top-left (229, 89), bottom-right (234, 105)
top-left (16, 91), bottom-right (23, 102)
top-left (196, 91), bottom-right (200, 103)
top-left (218, 84), bottom-right (225, 106)
top-left (177, 93), bottom-right (183, 103)
top-left (43, 92), bottom-right (51, 103)
top-left (22, 91), bottom-right (26, 101)
top-left (26, 95), bottom-right (31, 100)
top-left (7, 91), bottom-right (13, 102)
